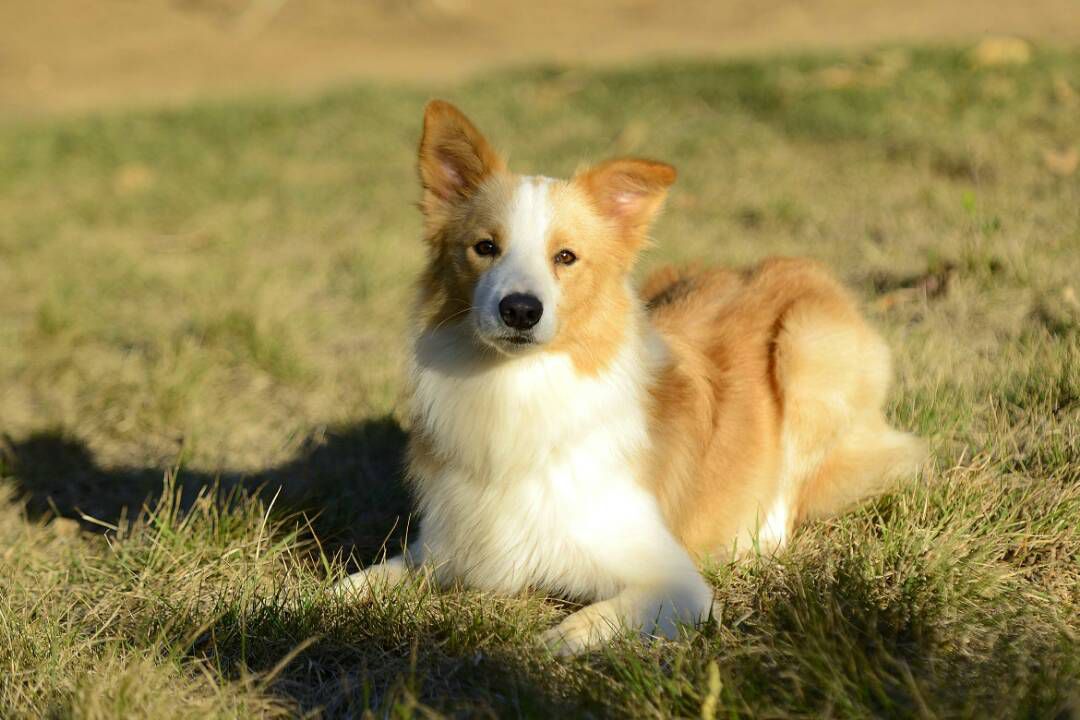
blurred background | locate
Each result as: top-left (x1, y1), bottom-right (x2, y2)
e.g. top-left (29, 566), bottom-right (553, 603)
top-left (4, 0), bottom-right (1080, 115)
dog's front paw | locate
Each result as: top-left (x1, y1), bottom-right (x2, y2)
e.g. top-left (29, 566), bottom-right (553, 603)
top-left (539, 603), bottom-right (620, 656)
top-left (333, 569), bottom-right (377, 600)
top-left (539, 579), bottom-right (713, 656)
top-left (334, 557), bottom-right (409, 601)
top-left (642, 578), bottom-right (714, 640)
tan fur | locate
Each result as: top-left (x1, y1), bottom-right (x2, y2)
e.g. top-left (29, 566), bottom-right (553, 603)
top-left (643, 259), bottom-right (926, 559)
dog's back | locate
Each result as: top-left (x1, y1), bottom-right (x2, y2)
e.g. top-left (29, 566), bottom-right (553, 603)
top-left (643, 258), bottom-right (927, 560)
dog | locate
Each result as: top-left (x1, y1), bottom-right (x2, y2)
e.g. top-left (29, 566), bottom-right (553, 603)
top-left (336, 100), bottom-right (926, 654)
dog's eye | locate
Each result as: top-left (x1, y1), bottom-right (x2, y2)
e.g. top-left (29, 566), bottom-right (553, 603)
top-left (473, 239), bottom-right (498, 257)
top-left (554, 249), bottom-right (577, 266)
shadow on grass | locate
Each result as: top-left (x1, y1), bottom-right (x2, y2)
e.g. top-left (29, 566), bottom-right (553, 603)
top-left (0, 417), bottom-right (412, 562)
top-left (0, 421), bottom-right (591, 714)
top-left (194, 603), bottom-right (581, 717)
top-left (3, 425), bottom-right (1077, 717)
top-left (0, 421), bottom-right (597, 715)
top-left (1, 421), bottom-right (597, 715)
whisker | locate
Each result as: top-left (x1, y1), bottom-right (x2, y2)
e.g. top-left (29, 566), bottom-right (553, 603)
top-left (430, 304), bottom-right (475, 335)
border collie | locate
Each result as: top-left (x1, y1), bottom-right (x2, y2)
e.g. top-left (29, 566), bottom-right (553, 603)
top-left (337, 101), bottom-right (925, 654)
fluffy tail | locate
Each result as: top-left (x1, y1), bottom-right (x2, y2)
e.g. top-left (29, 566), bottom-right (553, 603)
top-left (795, 419), bottom-right (927, 523)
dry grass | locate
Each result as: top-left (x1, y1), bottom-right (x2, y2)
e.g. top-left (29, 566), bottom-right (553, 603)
top-left (1, 46), bottom-right (1079, 717)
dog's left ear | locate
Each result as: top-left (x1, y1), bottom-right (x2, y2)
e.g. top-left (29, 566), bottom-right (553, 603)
top-left (418, 100), bottom-right (505, 219)
top-left (575, 158), bottom-right (676, 243)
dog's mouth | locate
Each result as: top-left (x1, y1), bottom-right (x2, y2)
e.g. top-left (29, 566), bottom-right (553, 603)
top-left (472, 313), bottom-right (545, 353)
top-left (480, 331), bottom-right (538, 353)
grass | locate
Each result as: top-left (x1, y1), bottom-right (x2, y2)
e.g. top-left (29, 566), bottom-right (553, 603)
top-left (1, 45), bottom-right (1079, 717)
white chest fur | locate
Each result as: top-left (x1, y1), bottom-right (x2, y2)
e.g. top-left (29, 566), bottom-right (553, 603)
top-left (408, 327), bottom-right (672, 600)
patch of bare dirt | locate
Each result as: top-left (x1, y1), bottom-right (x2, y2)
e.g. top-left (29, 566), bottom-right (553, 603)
top-left (3, 0), bottom-right (1079, 116)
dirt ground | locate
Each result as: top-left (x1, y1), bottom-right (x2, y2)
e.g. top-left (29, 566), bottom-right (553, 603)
top-left (3, 0), bottom-right (1079, 116)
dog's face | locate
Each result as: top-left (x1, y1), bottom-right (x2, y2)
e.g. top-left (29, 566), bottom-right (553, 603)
top-left (416, 101), bottom-right (674, 369)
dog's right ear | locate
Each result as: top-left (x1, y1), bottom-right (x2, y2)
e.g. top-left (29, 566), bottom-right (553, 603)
top-left (418, 101), bottom-right (505, 218)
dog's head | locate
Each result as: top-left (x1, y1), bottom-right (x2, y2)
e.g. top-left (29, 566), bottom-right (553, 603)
top-left (415, 100), bottom-right (674, 369)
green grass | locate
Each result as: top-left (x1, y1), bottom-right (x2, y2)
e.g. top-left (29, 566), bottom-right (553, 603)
top-left (2, 46), bottom-right (1079, 717)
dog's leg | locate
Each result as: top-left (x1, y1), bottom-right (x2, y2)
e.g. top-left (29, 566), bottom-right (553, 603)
top-left (540, 575), bottom-right (713, 655)
top-left (539, 528), bottom-right (713, 655)
top-left (334, 545), bottom-right (427, 600)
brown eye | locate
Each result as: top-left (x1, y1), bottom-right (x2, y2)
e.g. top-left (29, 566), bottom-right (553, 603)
top-left (554, 249), bottom-right (577, 266)
top-left (474, 239), bottom-right (498, 257)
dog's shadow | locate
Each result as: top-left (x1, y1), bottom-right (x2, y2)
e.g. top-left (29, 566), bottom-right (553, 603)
top-left (1, 417), bottom-right (412, 563)
top-left (1, 420), bottom-right (593, 713)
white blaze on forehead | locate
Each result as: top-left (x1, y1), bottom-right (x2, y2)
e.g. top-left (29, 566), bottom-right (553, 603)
top-left (506, 175), bottom-right (555, 263)
top-left (497, 175), bottom-right (559, 299)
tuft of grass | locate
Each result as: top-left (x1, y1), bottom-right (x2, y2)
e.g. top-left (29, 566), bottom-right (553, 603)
top-left (1, 46), bottom-right (1079, 716)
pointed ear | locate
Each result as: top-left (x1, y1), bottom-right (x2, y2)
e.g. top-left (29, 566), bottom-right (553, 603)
top-left (418, 100), bottom-right (505, 215)
top-left (575, 158), bottom-right (676, 238)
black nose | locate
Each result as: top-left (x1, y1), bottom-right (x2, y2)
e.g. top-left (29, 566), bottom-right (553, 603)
top-left (498, 293), bottom-right (543, 330)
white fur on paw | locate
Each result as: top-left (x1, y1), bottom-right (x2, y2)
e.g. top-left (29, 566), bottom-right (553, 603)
top-left (646, 601), bottom-right (700, 641)
top-left (642, 581), bottom-right (714, 640)
top-left (333, 571), bottom-right (376, 600)
top-left (539, 609), bottom-right (618, 656)
top-left (334, 557), bottom-right (411, 601)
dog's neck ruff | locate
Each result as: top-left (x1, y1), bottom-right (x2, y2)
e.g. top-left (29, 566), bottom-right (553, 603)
top-left (410, 305), bottom-right (663, 478)
top-left (406, 308), bottom-right (672, 596)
